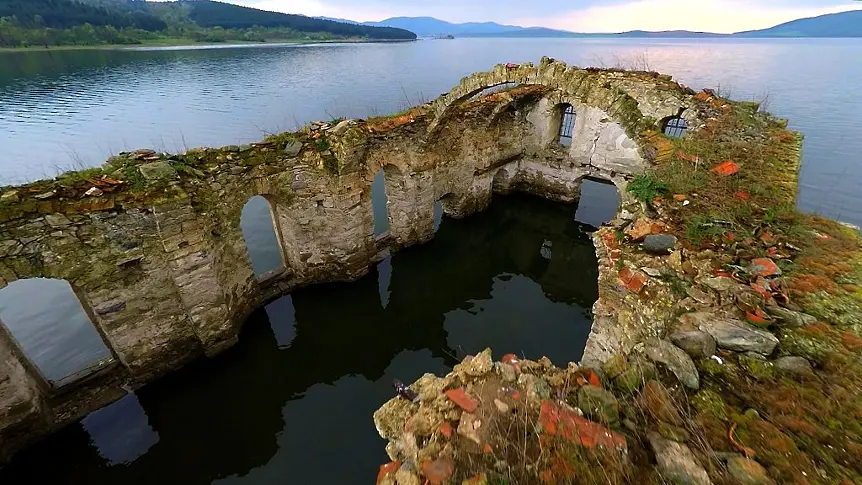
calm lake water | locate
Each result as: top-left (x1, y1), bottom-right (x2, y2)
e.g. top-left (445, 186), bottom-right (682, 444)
top-left (0, 38), bottom-right (859, 481)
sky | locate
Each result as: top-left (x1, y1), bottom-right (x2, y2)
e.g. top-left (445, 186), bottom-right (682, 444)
top-left (233, 0), bottom-right (862, 33)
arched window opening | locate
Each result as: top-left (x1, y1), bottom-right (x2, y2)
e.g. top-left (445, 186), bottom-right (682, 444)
top-left (663, 116), bottom-right (687, 138)
top-left (558, 104), bottom-right (577, 147)
top-left (574, 177), bottom-right (621, 230)
top-left (0, 278), bottom-right (113, 388)
top-left (372, 169), bottom-right (389, 236)
top-left (240, 195), bottom-right (285, 277)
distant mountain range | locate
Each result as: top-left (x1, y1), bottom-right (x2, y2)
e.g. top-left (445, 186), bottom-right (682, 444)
top-left (320, 10), bottom-right (862, 38)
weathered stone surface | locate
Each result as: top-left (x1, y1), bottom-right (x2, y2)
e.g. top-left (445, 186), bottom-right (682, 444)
top-left (683, 313), bottom-right (778, 355)
top-left (421, 457), bottom-right (455, 485)
top-left (495, 361), bottom-right (516, 382)
top-left (457, 412), bottom-right (483, 445)
top-left (701, 277), bottom-right (736, 293)
top-left (774, 356), bottom-right (813, 377)
top-left (749, 258), bottom-right (781, 278)
top-left (670, 331), bottom-right (716, 359)
top-left (644, 340), bottom-right (700, 390)
top-left (44, 213), bottom-right (72, 227)
top-left (395, 466), bottom-right (421, 485)
top-left (613, 358), bottom-right (657, 393)
top-left (603, 354), bottom-right (629, 379)
top-left (726, 456), bottom-right (773, 485)
top-left (444, 388), bottom-right (478, 412)
top-left (454, 349), bottom-right (493, 377)
top-left (577, 385), bottom-right (620, 426)
top-left (539, 400), bottom-right (627, 450)
top-left (648, 433), bottom-right (712, 485)
top-left (283, 140), bottom-right (303, 157)
top-left (765, 306), bottom-right (817, 328)
top-left (643, 234), bottom-right (678, 254)
top-left (138, 161), bottom-right (176, 181)
top-left (626, 217), bottom-right (656, 242)
top-left (517, 373), bottom-right (551, 401)
top-left (330, 119), bottom-right (353, 136)
top-left (686, 287), bottom-right (714, 305)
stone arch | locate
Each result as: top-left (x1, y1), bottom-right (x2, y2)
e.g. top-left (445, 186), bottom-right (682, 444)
top-left (0, 278), bottom-right (117, 389)
top-left (240, 194), bottom-right (288, 278)
top-left (425, 58), bottom-right (698, 153)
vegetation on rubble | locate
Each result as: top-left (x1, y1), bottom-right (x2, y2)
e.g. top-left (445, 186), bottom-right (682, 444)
top-left (617, 88), bottom-right (862, 484)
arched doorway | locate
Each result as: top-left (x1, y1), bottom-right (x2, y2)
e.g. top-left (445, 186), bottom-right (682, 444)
top-left (0, 278), bottom-right (113, 387)
top-left (240, 195), bottom-right (286, 277)
top-left (574, 177), bottom-right (621, 229)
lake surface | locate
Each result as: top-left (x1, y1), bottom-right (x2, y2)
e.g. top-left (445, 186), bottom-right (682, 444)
top-left (0, 38), bottom-right (861, 226)
top-left (0, 37), bottom-right (859, 481)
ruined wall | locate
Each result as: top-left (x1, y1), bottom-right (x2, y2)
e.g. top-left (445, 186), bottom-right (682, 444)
top-left (0, 58), bottom-right (699, 461)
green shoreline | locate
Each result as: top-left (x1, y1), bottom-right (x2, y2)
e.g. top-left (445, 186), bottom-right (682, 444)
top-left (0, 37), bottom-right (415, 53)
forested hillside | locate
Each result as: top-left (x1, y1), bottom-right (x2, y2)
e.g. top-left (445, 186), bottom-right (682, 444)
top-left (186, 1), bottom-right (414, 39)
top-left (0, 0), bottom-right (165, 30)
top-left (0, 0), bottom-right (416, 48)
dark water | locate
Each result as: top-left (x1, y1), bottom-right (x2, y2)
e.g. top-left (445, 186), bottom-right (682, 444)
top-left (0, 187), bottom-right (617, 484)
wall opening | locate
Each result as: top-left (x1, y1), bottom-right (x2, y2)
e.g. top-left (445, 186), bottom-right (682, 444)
top-left (464, 82), bottom-right (520, 102)
top-left (240, 195), bottom-right (285, 277)
top-left (0, 278), bottom-right (113, 388)
top-left (372, 168), bottom-right (389, 236)
top-left (491, 168), bottom-right (511, 194)
top-left (663, 116), bottom-right (687, 138)
top-left (434, 193), bottom-right (458, 233)
top-left (574, 177), bottom-right (621, 230)
top-left (557, 103), bottom-right (577, 147)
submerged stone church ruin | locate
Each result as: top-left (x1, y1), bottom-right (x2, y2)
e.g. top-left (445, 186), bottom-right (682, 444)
top-left (1, 58), bottom-right (859, 485)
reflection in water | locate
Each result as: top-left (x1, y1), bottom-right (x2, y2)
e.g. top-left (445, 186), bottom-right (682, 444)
top-left (240, 196), bottom-right (283, 276)
top-left (0, 192), bottom-right (610, 484)
top-left (0, 278), bottom-right (111, 385)
top-left (81, 393), bottom-right (159, 466)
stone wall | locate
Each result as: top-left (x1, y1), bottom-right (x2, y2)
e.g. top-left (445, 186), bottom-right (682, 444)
top-left (0, 59), bottom-right (698, 461)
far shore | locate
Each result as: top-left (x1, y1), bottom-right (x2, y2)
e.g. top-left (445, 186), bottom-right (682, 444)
top-left (0, 37), bottom-right (416, 53)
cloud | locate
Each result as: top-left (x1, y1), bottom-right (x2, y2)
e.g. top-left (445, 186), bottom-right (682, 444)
top-left (521, 0), bottom-right (862, 33)
top-left (233, 0), bottom-right (862, 33)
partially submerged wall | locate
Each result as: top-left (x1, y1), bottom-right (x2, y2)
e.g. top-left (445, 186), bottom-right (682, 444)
top-left (0, 58), bottom-right (701, 461)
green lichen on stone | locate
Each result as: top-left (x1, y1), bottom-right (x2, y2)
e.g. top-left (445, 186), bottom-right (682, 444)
top-left (802, 290), bottom-right (862, 329)
top-left (692, 388), bottom-right (728, 422)
top-left (738, 354), bottom-right (774, 380)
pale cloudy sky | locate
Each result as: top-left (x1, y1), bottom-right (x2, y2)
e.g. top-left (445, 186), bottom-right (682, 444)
top-left (234, 0), bottom-right (862, 33)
